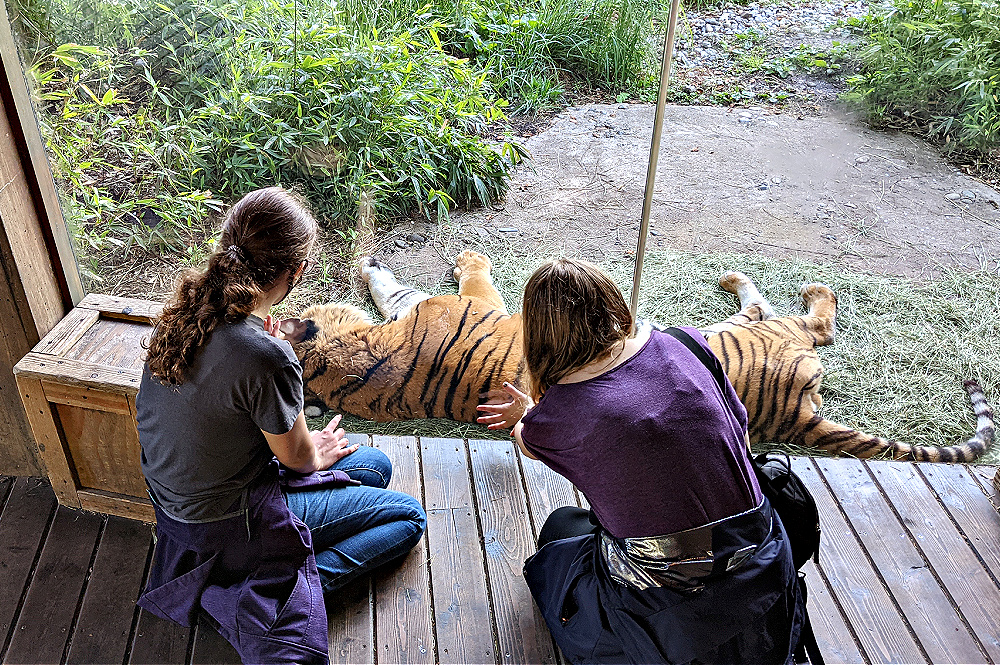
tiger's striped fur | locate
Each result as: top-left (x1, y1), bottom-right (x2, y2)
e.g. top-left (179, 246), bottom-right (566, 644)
top-left (293, 254), bottom-right (995, 462)
top-left (692, 271), bottom-right (995, 462)
top-left (292, 251), bottom-right (525, 422)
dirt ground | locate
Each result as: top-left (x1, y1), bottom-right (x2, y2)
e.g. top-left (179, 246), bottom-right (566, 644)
top-left (373, 102), bottom-right (1000, 289)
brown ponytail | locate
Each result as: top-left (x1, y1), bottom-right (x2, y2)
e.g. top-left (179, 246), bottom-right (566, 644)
top-left (146, 187), bottom-right (318, 385)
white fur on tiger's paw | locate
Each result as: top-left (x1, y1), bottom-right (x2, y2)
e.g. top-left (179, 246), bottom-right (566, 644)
top-left (719, 271), bottom-right (752, 294)
top-left (359, 256), bottom-right (394, 283)
top-left (453, 250), bottom-right (492, 282)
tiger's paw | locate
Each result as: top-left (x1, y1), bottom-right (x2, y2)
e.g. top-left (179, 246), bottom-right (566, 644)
top-left (800, 282), bottom-right (835, 307)
top-left (453, 250), bottom-right (492, 282)
top-left (359, 256), bottom-right (393, 284)
top-left (719, 271), bottom-right (752, 294)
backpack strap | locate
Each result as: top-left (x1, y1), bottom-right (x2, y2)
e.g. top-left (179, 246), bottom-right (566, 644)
top-left (659, 327), bottom-right (728, 395)
top-left (659, 326), bottom-right (826, 665)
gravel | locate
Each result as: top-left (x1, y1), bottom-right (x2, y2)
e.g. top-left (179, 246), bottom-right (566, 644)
top-left (675, 0), bottom-right (872, 71)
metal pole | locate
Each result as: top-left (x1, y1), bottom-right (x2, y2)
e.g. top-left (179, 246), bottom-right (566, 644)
top-left (629, 0), bottom-right (682, 317)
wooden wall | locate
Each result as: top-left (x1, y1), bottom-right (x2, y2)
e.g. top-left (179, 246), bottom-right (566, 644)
top-left (0, 2), bottom-right (84, 475)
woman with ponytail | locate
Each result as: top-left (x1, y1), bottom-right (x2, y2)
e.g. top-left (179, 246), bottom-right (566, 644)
top-left (136, 187), bottom-right (426, 664)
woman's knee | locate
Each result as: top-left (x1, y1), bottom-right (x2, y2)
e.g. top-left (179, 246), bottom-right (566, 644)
top-left (335, 445), bottom-right (393, 488)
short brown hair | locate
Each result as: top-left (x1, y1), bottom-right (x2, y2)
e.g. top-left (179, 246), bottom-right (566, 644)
top-left (521, 258), bottom-right (634, 400)
top-left (146, 187), bottom-right (317, 384)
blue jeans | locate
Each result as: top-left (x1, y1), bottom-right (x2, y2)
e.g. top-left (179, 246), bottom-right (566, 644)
top-left (283, 446), bottom-right (426, 593)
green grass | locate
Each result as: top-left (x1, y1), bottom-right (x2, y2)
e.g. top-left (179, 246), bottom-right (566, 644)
top-left (9, 0), bottom-right (662, 282)
top-left (309, 246), bottom-right (1000, 464)
top-left (847, 0), bottom-right (1000, 155)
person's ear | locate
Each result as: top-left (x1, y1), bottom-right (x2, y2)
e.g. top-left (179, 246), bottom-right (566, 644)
top-left (279, 317), bottom-right (315, 343)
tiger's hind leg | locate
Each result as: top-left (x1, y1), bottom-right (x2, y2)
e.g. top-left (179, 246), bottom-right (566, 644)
top-left (702, 271), bottom-right (776, 335)
top-left (453, 250), bottom-right (509, 315)
top-left (359, 256), bottom-right (432, 322)
top-left (797, 282), bottom-right (837, 346)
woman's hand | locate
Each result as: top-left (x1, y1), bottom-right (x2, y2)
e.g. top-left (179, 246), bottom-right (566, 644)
top-left (477, 382), bottom-right (534, 431)
top-left (310, 414), bottom-right (359, 469)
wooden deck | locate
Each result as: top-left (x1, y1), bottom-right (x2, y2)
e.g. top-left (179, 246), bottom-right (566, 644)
top-left (1, 434), bottom-right (999, 665)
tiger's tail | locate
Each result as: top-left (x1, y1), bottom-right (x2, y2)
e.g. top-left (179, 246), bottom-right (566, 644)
top-left (793, 380), bottom-right (995, 462)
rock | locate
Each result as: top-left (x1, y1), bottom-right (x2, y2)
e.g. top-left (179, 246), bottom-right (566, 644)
top-left (498, 227), bottom-right (519, 233)
top-left (757, 183), bottom-right (769, 191)
top-left (945, 191), bottom-right (962, 201)
top-left (394, 239), bottom-right (408, 248)
top-left (771, 176), bottom-right (782, 184)
top-left (406, 232), bottom-right (427, 243)
top-left (855, 155), bottom-right (870, 163)
top-left (961, 189), bottom-right (977, 201)
top-left (304, 405), bottom-right (323, 418)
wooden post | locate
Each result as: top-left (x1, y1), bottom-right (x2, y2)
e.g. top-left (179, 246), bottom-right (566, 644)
top-left (0, 1), bottom-right (84, 475)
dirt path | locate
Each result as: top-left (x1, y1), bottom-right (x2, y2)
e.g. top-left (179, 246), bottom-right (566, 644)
top-left (377, 102), bottom-right (1000, 288)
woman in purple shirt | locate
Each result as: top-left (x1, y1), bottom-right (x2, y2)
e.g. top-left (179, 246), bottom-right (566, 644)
top-left (479, 258), bottom-right (803, 664)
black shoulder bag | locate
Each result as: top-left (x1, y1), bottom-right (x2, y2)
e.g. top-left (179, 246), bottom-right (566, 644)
top-left (660, 326), bottom-right (824, 665)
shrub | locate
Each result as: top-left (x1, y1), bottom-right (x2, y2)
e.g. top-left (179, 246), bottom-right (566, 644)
top-left (848, 0), bottom-right (1000, 154)
top-left (25, 0), bottom-right (527, 263)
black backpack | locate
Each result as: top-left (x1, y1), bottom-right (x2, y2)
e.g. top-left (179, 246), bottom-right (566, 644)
top-left (751, 452), bottom-right (821, 569)
top-left (660, 327), bottom-right (824, 665)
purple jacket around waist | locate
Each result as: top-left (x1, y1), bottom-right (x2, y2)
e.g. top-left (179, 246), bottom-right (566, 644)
top-left (138, 463), bottom-right (357, 664)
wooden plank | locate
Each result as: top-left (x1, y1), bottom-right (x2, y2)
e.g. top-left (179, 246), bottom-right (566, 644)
top-left (66, 517), bottom-right (152, 664)
top-left (0, 478), bottom-right (56, 655)
top-left (868, 460), bottom-right (1000, 661)
top-left (421, 437), bottom-right (473, 511)
top-left (422, 437), bottom-right (495, 664)
top-left (371, 435), bottom-right (434, 664)
top-left (470, 439), bottom-right (557, 665)
top-left (326, 576), bottom-right (374, 665)
top-left (56, 401), bottom-right (147, 498)
top-left (0, 80), bottom-right (65, 335)
top-left (800, 561), bottom-right (868, 665)
top-left (970, 464), bottom-right (1000, 502)
top-left (32, 308), bottom-right (100, 357)
top-left (14, 352), bottom-right (142, 394)
top-left (128, 610), bottom-right (192, 665)
top-left (0, 0), bottom-right (84, 307)
top-left (78, 490), bottom-right (155, 523)
top-left (65, 317), bottom-right (150, 371)
top-left (790, 457), bottom-right (925, 664)
top-left (517, 450), bottom-right (578, 540)
top-left (78, 293), bottom-right (162, 321)
top-left (815, 458), bottom-right (983, 664)
top-left (4, 506), bottom-right (103, 664)
top-left (0, 476), bottom-right (12, 510)
top-left (42, 381), bottom-right (132, 414)
top-left (190, 622), bottom-right (240, 664)
top-left (14, 375), bottom-right (80, 506)
top-left (920, 463), bottom-right (1000, 583)
top-left (0, 218), bottom-right (45, 476)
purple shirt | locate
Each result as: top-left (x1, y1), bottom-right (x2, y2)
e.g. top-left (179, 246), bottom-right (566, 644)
top-left (521, 328), bottom-right (762, 539)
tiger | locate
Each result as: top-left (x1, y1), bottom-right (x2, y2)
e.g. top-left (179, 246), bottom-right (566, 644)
top-left (289, 250), bottom-right (995, 462)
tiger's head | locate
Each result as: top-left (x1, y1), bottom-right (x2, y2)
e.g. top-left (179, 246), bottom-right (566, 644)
top-left (283, 302), bottom-right (382, 410)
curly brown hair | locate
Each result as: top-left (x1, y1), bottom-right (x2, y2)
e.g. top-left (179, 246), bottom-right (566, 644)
top-left (146, 187), bottom-right (318, 384)
top-left (522, 258), bottom-right (634, 401)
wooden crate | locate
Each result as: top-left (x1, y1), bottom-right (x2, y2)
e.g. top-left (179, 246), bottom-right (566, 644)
top-left (13, 294), bottom-right (160, 522)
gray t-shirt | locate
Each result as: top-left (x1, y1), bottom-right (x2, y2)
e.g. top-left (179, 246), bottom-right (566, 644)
top-left (136, 314), bottom-right (303, 521)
